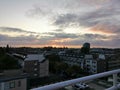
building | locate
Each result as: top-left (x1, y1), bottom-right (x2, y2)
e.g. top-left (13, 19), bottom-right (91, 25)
top-left (24, 54), bottom-right (49, 78)
top-left (85, 54), bottom-right (107, 74)
top-left (0, 70), bottom-right (28, 90)
top-left (59, 52), bottom-right (84, 69)
top-left (106, 54), bottom-right (120, 71)
top-left (81, 42), bottom-right (90, 54)
top-left (83, 43), bottom-right (90, 49)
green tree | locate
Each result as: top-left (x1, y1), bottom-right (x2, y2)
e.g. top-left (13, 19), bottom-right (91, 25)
top-left (55, 62), bottom-right (69, 73)
top-left (66, 65), bottom-right (83, 77)
top-left (0, 54), bottom-right (19, 70)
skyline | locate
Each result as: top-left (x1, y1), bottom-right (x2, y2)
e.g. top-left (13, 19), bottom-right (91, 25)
top-left (0, 0), bottom-right (120, 48)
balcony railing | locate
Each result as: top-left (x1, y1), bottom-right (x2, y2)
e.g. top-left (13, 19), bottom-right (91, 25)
top-left (31, 69), bottom-right (120, 90)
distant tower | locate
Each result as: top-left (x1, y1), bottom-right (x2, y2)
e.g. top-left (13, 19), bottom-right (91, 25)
top-left (83, 42), bottom-right (90, 49)
top-left (81, 42), bottom-right (90, 54)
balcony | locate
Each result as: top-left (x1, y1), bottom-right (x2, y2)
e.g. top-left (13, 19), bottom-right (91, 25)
top-left (31, 69), bottom-right (120, 90)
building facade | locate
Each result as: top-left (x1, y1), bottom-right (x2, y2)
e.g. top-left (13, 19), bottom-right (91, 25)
top-left (106, 54), bottom-right (120, 71)
top-left (0, 70), bottom-right (28, 90)
top-left (85, 54), bottom-right (107, 74)
top-left (24, 54), bottom-right (49, 78)
top-left (59, 52), bottom-right (84, 69)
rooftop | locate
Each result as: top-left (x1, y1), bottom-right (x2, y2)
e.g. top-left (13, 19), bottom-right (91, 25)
top-left (0, 69), bottom-right (28, 82)
top-left (25, 54), bottom-right (45, 62)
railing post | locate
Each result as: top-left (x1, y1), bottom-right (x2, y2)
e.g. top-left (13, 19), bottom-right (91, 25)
top-left (113, 73), bottom-right (118, 87)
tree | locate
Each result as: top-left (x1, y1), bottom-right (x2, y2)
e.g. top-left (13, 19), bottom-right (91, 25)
top-left (55, 62), bottom-right (69, 73)
top-left (66, 65), bottom-right (83, 77)
top-left (0, 54), bottom-right (19, 70)
top-left (0, 47), bottom-right (5, 55)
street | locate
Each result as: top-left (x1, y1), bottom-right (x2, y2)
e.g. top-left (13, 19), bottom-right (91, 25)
top-left (64, 82), bottom-right (106, 90)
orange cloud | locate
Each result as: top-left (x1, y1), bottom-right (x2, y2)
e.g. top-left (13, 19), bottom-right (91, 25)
top-left (90, 24), bottom-right (119, 35)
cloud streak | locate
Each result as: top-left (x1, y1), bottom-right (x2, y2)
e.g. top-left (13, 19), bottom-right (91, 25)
top-left (0, 27), bottom-right (37, 34)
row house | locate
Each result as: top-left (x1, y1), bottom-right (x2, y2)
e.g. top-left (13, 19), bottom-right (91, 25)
top-left (59, 52), bottom-right (84, 69)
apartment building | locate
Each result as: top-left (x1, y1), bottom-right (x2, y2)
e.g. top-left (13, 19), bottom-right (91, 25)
top-left (59, 52), bottom-right (84, 69)
top-left (24, 54), bottom-right (49, 78)
top-left (0, 70), bottom-right (28, 90)
top-left (85, 54), bottom-right (107, 74)
top-left (106, 54), bottom-right (120, 71)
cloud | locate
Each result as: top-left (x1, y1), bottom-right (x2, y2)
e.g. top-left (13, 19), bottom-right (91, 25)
top-left (90, 23), bottom-right (120, 34)
top-left (1, 0), bottom-right (120, 48)
top-left (53, 0), bottom-right (120, 34)
top-left (54, 14), bottom-right (78, 27)
top-left (26, 5), bottom-right (52, 18)
top-left (0, 31), bottom-right (119, 48)
top-left (54, 34), bottom-right (120, 48)
top-left (0, 27), bottom-right (37, 34)
top-left (0, 27), bottom-right (80, 47)
top-left (49, 32), bottom-right (79, 39)
top-left (0, 33), bottom-right (50, 47)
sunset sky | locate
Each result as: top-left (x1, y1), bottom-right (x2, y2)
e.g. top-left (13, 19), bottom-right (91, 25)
top-left (0, 0), bottom-right (120, 48)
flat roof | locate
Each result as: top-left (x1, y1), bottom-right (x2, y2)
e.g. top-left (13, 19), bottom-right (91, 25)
top-left (0, 74), bottom-right (28, 82)
top-left (24, 54), bottom-right (45, 62)
top-left (0, 69), bottom-right (28, 82)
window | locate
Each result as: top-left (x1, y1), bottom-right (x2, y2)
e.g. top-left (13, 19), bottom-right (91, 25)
top-left (87, 60), bottom-right (90, 63)
top-left (4, 82), bottom-right (9, 90)
top-left (9, 81), bottom-right (15, 88)
top-left (34, 62), bottom-right (38, 65)
top-left (34, 68), bottom-right (37, 71)
top-left (18, 81), bottom-right (21, 87)
top-left (34, 73), bottom-right (38, 76)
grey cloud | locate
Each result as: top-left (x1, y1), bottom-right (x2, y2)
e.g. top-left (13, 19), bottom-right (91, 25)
top-left (0, 34), bottom-right (37, 42)
top-left (53, 34), bottom-right (120, 48)
top-left (53, 12), bottom-right (99, 28)
top-left (0, 34), bottom-right (9, 41)
top-left (0, 27), bottom-right (37, 34)
top-left (0, 31), bottom-right (79, 46)
top-left (27, 0), bottom-right (106, 17)
top-left (54, 14), bottom-right (78, 27)
top-left (43, 32), bottom-right (79, 39)
top-left (0, 26), bottom-right (79, 40)
top-left (52, 29), bottom-right (63, 32)
top-left (78, 0), bottom-right (120, 27)
top-left (0, 34), bottom-right (47, 46)
top-left (26, 5), bottom-right (52, 18)
top-left (90, 23), bottom-right (120, 34)
top-left (53, 0), bottom-right (120, 34)
top-left (0, 32), bottom-right (119, 48)
top-left (83, 34), bottom-right (108, 40)
top-left (91, 38), bottom-right (120, 48)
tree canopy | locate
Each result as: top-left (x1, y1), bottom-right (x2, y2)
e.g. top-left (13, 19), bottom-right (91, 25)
top-left (0, 54), bottom-right (19, 70)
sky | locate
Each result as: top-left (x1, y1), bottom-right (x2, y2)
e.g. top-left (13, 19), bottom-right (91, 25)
top-left (0, 0), bottom-right (120, 48)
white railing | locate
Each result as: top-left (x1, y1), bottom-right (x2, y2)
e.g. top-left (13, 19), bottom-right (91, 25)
top-left (31, 69), bottom-right (120, 90)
